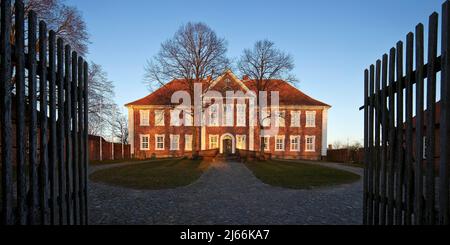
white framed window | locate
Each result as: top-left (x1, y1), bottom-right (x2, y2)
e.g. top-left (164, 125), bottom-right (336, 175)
top-left (208, 104), bottom-right (219, 127)
top-left (140, 135), bottom-right (150, 150)
top-left (290, 135), bottom-right (301, 152)
top-left (261, 108), bottom-right (270, 127)
top-left (140, 110), bottom-right (150, 126)
top-left (275, 111), bottom-right (286, 128)
top-left (306, 111), bottom-right (316, 128)
top-left (275, 136), bottom-right (285, 151)
top-left (184, 110), bottom-right (193, 126)
top-left (170, 135), bottom-right (180, 151)
top-left (261, 136), bottom-right (270, 152)
top-left (209, 135), bottom-right (219, 149)
top-left (223, 104), bottom-right (234, 127)
top-left (170, 109), bottom-right (182, 127)
top-left (291, 111), bottom-right (301, 128)
top-left (236, 135), bottom-right (247, 150)
top-left (155, 110), bottom-right (165, 126)
top-left (185, 135), bottom-right (193, 151)
top-left (305, 136), bottom-right (316, 152)
top-left (155, 134), bottom-right (165, 150)
top-left (237, 104), bottom-right (247, 127)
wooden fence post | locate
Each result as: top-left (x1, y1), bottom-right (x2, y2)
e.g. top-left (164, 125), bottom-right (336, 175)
top-left (440, 1), bottom-right (450, 225)
top-left (415, 23), bottom-right (425, 226)
top-left (1, 0), bottom-right (13, 226)
top-left (39, 20), bottom-right (50, 225)
top-left (15, 0), bottom-right (27, 225)
top-left (426, 13), bottom-right (438, 225)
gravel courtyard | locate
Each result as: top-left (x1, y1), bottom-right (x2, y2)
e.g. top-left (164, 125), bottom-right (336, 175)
top-left (88, 160), bottom-right (363, 225)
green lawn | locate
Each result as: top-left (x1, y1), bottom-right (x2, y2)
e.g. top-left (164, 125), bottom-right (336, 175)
top-left (90, 159), bottom-right (139, 166)
top-left (244, 160), bottom-right (361, 190)
top-left (89, 158), bottom-right (209, 190)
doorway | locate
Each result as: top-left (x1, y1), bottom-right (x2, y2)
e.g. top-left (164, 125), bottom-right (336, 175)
top-left (223, 137), bottom-right (233, 155)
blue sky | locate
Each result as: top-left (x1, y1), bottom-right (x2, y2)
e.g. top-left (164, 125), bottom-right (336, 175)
top-left (66, 0), bottom-right (443, 145)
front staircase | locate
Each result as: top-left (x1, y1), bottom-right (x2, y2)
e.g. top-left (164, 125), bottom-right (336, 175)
top-left (214, 154), bottom-right (239, 162)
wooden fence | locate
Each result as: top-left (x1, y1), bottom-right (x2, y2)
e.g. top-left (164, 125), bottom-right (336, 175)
top-left (1, 0), bottom-right (89, 225)
top-left (327, 149), bottom-right (364, 164)
top-left (362, 0), bottom-right (450, 225)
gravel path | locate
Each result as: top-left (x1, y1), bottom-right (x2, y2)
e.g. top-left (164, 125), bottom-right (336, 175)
top-left (88, 160), bottom-right (363, 225)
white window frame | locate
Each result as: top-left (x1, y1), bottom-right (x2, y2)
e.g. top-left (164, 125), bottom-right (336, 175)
top-left (140, 134), bottom-right (150, 151)
top-left (140, 110), bottom-right (150, 126)
top-left (223, 104), bottom-right (234, 127)
top-left (184, 110), bottom-right (193, 126)
top-left (170, 134), bottom-right (180, 151)
top-left (237, 104), bottom-right (247, 127)
top-left (290, 135), bottom-right (301, 152)
top-left (209, 135), bottom-right (219, 149)
top-left (208, 104), bottom-right (220, 127)
top-left (185, 135), bottom-right (193, 151)
top-left (275, 136), bottom-right (285, 151)
top-left (306, 111), bottom-right (316, 128)
top-left (305, 136), bottom-right (316, 152)
top-left (261, 108), bottom-right (271, 127)
top-left (170, 109), bottom-right (182, 127)
top-left (275, 111), bottom-right (286, 128)
top-left (261, 136), bottom-right (270, 152)
top-left (155, 134), bottom-right (165, 151)
top-left (291, 111), bottom-right (301, 128)
top-left (155, 110), bottom-right (165, 127)
top-left (236, 135), bottom-right (247, 150)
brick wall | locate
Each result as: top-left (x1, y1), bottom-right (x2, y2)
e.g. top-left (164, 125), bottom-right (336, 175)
top-left (88, 135), bottom-right (131, 161)
top-left (130, 107), bottom-right (326, 161)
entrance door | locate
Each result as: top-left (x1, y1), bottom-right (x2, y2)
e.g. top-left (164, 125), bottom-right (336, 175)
top-left (223, 138), bottom-right (233, 156)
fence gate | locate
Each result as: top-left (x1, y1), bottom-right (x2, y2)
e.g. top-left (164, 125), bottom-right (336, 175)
top-left (363, 0), bottom-right (450, 225)
top-left (1, 0), bottom-right (89, 225)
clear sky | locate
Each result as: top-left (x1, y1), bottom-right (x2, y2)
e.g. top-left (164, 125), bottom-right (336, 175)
top-left (66, 0), bottom-right (443, 145)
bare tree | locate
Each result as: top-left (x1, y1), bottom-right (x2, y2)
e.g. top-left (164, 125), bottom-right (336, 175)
top-left (144, 22), bottom-right (229, 158)
top-left (87, 62), bottom-right (116, 137)
top-left (21, 0), bottom-right (90, 55)
top-left (107, 107), bottom-right (129, 145)
top-left (333, 141), bottom-right (344, 150)
top-left (237, 40), bottom-right (296, 156)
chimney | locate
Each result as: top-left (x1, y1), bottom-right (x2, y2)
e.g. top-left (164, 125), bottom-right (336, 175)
top-left (242, 75), bottom-right (250, 80)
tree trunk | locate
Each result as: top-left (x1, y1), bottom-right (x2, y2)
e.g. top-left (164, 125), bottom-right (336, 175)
top-left (191, 125), bottom-right (201, 160)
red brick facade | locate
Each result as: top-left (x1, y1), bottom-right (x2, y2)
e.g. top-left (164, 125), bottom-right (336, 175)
top-left (126, 71), bottom-right (331, 160)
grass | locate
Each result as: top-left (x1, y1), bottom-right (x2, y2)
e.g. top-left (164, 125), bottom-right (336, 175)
top-left (89, 158), bottom-right (209, 190)
top-left (89, 158), bottom-right (178, 166)
top-left (244, 160), bottom-right (361, 190)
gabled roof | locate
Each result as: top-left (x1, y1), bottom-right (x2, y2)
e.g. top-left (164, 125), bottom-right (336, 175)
top-left (125, 71), bottom-right (331, 108)
top-left (243, 79), bottom-right (331, 107)
top-left (125, 79), bottom-right (191, 106)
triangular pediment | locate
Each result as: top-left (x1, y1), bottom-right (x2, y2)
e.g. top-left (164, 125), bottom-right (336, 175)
top-left (208, 70), bottom-right (250, 93)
